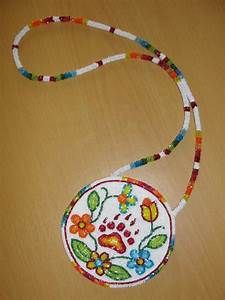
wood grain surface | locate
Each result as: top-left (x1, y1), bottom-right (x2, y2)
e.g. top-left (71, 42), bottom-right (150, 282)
top-left (1, 1), bottom-right (225, 299)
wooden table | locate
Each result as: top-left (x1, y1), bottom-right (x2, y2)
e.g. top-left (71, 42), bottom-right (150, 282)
top-left (1, 1), bottom-right (225, 299)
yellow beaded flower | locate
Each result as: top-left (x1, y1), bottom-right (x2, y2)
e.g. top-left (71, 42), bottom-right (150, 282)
top-left (86, 251), bottom-right (111, 276)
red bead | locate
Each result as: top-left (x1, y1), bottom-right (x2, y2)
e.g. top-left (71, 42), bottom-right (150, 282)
top-left (109, 27), bottom-right (115, 33)
top-left (42, 16), bottom-right (54, 24)
top-left (141, 54), bottom-right (152, 61)
top-left (59, 16), bottom-right (70, 22)
top-left (184, 106), bottom-right (190, 111)
top-left (153, 153), bottom-right (160, 160)
top-left (96, 60), bottom-right (103, 67)
top-left (107, 222), bottom-right (115, 229)
top-left (127, 238), bottom-right (134, 245)
top-left (38, 75), bottom-right (43, 81)
top-left (12, 44), bottom-right (19, 49)
top-left (158, 60), bottom-right (165, 67)
top-left (99, 225), bottom-right (106, 232)
top-left (124, 230), bottom-right (131, 237)
top-left (191, 101), bottom-right (197, 109)
top-left (164, 148), bottom-right (171, 155)
top-left (194, 149), bottom-right (201, 162)
top-left (162, 64), bottom-right (170, 71)
top-left (154, 49), bottom-right (160, 56)
top-left (191, 169), bottom-right (199, 181)
top-left (162, 56), bottom-right (169, 64)
top-left (193, 169), bottom-right (199, 176)
top-left (116, 222), bottom-right (125, 231)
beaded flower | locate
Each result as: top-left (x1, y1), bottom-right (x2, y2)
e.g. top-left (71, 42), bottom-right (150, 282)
top-left (117, 184), bottom-right (137, 213)
top-left (127, 249), bottom-right (154, 275)
top-left (86, 251), bottom-right (111, 276)
top-left (140, 198), bottom-right (158, 222)
top-left (69, 213), bottom-right (95, 238)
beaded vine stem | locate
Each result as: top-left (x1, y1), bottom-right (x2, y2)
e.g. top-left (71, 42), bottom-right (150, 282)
top-left (12, 16), bottom-right (202, 216)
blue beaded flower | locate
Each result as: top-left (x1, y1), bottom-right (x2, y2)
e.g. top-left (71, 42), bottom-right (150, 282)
top-left (127, 249), bottom-right (154, 275)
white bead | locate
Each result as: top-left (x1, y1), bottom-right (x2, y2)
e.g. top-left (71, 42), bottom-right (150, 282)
top-left (12, 48), bottom-right (23, 69)
top-left (102, 57), bottom-right (112, 64)
top-left (193, 107), bottom-right (202, 130)
top-left (159, 53), bottom-right (166, 60)
top-left (43, 76), bottom-right (50, 82)
top-left (13, 25), bottom-right (30, 45)
top-left (172, 199), bottom-right (187, 217)
top-left (76, 63), bottom-right (98, 75)
top-left (183, 112), bottom-right (191, 129)
top-left (181, 78), bottom-right (195, 101)
top-left (109, 53), bottom-right (126, 61)
top-left (87, 20), bottom-right (110, 31)
top-left (159, 151), bottom-right (166, 157)
top-left (152, 57), bottom-right (160, 64)
top-left (193, 162), bottom-right (200, 169)
top-left (111, 164), bottom-right (131, 176)
top-left (114, 29), bottom-right (136, 40)
top-left (53, 16), bottom-right (61, 22)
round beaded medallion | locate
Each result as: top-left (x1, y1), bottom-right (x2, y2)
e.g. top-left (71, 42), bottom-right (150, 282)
top-left (61, 176), bottom-right (175, 287)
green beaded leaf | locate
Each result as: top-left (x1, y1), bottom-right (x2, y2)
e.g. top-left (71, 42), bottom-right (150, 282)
top-left (147, 234), bottom-right (167, 249)
top-left (87, 191), bottom-right (100, 212)
top-left (122, 184), bottom-right (132, 196)
top-left (71, 239), bottom-right (92, 262)
top-left (105, 264), bottom-right (131, 280)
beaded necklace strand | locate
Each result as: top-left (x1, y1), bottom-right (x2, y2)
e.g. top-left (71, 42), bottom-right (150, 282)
top-left (12, 16), bottom-right (202, 287)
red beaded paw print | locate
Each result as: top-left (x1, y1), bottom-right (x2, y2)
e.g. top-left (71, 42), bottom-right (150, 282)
top-left (98, 213), bottom-right (139, 254)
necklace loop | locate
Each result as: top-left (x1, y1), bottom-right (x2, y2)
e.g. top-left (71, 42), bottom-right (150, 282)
top-left (12, 16), bottom-right (202, 217)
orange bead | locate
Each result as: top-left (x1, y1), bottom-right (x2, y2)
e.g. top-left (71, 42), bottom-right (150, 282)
top-left (170, 71), bottom-right (177, 79)
top-left (185, 185), bottom-right (193, 195)
top-left (196, 137), bottom-right (202, 144)
top-left (71, 17), bottom-right (85, 24)
top-left (31, 19), bottom-right (42, 27)
top-left (130, 52), bottom-right (139, 59)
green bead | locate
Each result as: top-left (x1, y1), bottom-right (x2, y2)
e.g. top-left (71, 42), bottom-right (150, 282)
top-left (147, 156), bottom-right (154, 162)
top-left (55, 74), bottom-right (61, 81)
top-left (31, 74), bottom-right (38, 80)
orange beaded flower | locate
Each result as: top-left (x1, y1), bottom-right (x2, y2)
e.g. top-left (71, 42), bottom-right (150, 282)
top-left (86, 251), bottom-right (111, 276)
top-left (69, 213), bottom-right (95, 238)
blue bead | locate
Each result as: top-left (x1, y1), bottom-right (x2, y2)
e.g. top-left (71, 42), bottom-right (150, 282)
top-left (70, 70), bottom-right (77, 77)
top-left (175, 68), bottom-right (183, 77)
top-left (135, 37), bottom-right (151, 50)
top-left (176, 132), bottom-right (184, 141)
top-left (19, 67), bottom-right (32, 79)
top-left (19, 67), bottom-right (27, 76)
top-left (130, 161), bottom-right (140, 169)
top-left (130, 158), bottom-right (147, 169)
top-left (64, 72), bottom-right (73, 79)
top-left (95, 259), bottom-right (102, 267)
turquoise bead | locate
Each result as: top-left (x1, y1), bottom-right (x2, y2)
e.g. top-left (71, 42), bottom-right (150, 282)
top-left (135, 37), bottom-right (151, 50)
top-left (19, 67), bottom-right (32, 79)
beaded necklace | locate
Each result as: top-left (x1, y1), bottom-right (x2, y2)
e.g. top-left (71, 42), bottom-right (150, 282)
top-left (12, 16), bottom-right (202, 288)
